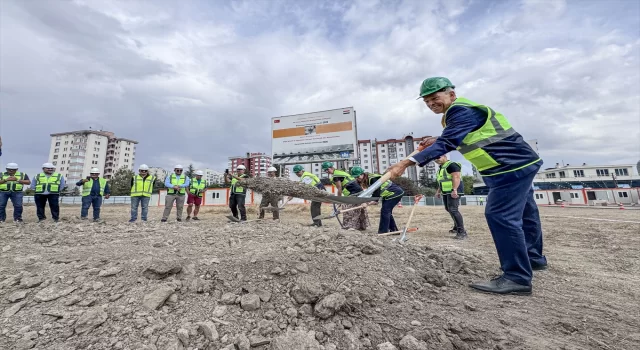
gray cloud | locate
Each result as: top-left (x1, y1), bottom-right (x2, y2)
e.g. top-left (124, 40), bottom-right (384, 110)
top-left (1, 0), bottom-right (639, 180)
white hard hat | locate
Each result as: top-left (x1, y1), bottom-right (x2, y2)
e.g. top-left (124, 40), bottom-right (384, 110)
top-left (6, 163), bottom-right (19, 169)
top-left (90, 168), bottom-right (100, 173)
top-left (42, 163), bottom-right (54, 168)
top-left (175, 165), bottom-right (183, 170)
top-left (268, 167), bottom-right (277, 172)
top-left (195, 170), bottom-right (204, 176)
top-left (138, 164), bottom-right (149, 171)
top-left (237, 165), bottom-right (246, 170)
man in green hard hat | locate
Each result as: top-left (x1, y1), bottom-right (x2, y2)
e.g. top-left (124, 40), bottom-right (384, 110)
top-left (386, 76), bottom-right (547, 295)
top-left (289, 164), bottom-right (324, 226)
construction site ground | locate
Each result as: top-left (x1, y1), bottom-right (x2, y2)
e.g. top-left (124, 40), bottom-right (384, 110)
top-left (1, 204), bottom-right (639, 350)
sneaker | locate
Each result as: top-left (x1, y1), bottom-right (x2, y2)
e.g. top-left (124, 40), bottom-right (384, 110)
top-left (15, 219), bottom-right (24, 223)
top-left (129, 219), bottom-right (136, 223)
top-left (93, 219), bottom-right (101, 222)
top-left (161, 219), bottom-right (167, 222)
top-left (454, 232), bottom-right (468, 240)
top-left (177, 218), bottom-right (182, 222)
top-left (81, 217), bottom-right (88, 220)
top-left (192, 217), bottom-right (199, 220)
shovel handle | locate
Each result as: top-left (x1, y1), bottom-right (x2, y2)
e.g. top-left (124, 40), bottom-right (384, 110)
top-left (338, 203), bottom-right (368, 214)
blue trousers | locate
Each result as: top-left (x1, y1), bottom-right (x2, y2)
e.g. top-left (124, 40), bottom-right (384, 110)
top-left (81, 195), bottom-right (103, 219)
top-left (378, 196), bottom-right (401, 233)
top-left (130, 196), bottom-right (150, 221)
top-left (0, 191), bottom-right (24, 221)
top-left (483, 163), bottom-right (547, 286)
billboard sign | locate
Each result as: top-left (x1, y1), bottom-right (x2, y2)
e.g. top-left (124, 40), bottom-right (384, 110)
top-left (271, 107), bottom-right (357, 165)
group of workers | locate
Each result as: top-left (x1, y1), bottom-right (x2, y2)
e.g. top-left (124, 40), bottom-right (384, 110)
top-left (1, 76), bottom-right (547, 296)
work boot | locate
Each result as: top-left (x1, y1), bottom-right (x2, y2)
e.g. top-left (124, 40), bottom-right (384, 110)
top-left (470, 276), bottom-right (532, 295)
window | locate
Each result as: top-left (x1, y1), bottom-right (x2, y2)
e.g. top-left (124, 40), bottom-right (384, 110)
top-left (53, 155), bottom-right (58, 159)
top-left (364, 166), bottom-right (369, 169)
top-left (382, 161), bottom-right (387, 164)
top-left (615, 168), bottom-right (629, 176)
top-left (56, 137), bottom-right (61, 140)
top-left (55, 142), bottom-right (60, 146)
top-left (573, 170), bottom-right (584, 177)
top-left (545, 173), bottom-right (556, 178)
top-left (381, 149), bottom-right (385, 153)
top-left (62, 154), bottom-right (66, 158)
top-left (535, 194), bottom-right (543, 199)
top-left (618, 192), bottom-right (629, 198)
top-left (54, 148), bottom-right (59, 153)
top-left (570, 193), bottom-right (579, 199)
top-left (382, 155), bottom-right (386, 159)
top-left (596, 169), bottom-right (609, 176)
top-left (559, 171), bottom-right (566, 178)
top-left (364, 160), bottom-right (369, 163)
top-left (60, 167), bottom-right (63, 171)
top-left (52, 161), bottom-right (57, 165)
top-left (61, 161), bottom-right (65, 164)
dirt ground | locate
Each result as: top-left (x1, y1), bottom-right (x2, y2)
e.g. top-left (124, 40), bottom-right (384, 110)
top-left (1, 203), bottom-right (639, 350)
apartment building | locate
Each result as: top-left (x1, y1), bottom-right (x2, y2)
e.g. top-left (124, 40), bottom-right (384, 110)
top-left (48, 129), bottom-right (137, 183)
top-left (204, 168), bottom-right (224, 185)
top-left (227, 152), bottom-right (272, 177)
top-left (148, 167), bottom-right (168, 182)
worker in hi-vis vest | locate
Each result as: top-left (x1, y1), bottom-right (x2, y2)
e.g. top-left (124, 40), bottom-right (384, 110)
top-left (435, 155), bottom-right (466, 239)
top-left (0, 162), bottom-right (31, 223)
top-left (186, 170), bottom-right (206, 221)
top-left (259, 166), bottom-right (281, 221)
top-left (225, 165), bottom-right (249, 221)
top-left (386, 77), bottom-right (547, 296)
top-left (162, 165), bottom-right (190, 222)
top-left (129, 164), bottom-right (156, 222)
top-left (76, 167), bottom-right (110, 222)
top-left (32, 162), bottom-right (65, 223)
top-left (289, 164), bottom-right (325, 226)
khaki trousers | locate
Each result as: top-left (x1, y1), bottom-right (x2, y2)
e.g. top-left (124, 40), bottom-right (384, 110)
top-left (163, 194), bottom-right (185, 220)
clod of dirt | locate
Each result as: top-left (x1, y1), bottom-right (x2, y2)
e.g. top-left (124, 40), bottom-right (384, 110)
top-left (361, 243), bottom-right (383, 255)
top-left (142, 285), bottom-right (175, 310)
top-left (423, 270), bottom-right (448, 287)
top-left (378, 342), bottom-right (399, 350)
top-left (19, 276), bottom-right (43, 289)
top-left (291, 278), bottom-right (324, 304)
top-left (220, 292), bottom-right (238, 305)
top-left (269, 330), bottom-right (322, 350)
top-left (74, 307), bottom-right (108, 335)
top-left (98, 266), bottom-right (123, 277)
top-left (399, 335), bottom-right (428, 350)
top-left (4, 301), bottom-right (27, 317)
top-left (142, 261), bottom-right (182, 279)
top-left (197, 321), bottom-right (219, 341)
top-left (240, 293), bottom-right (261, 311)
top-left (7, 290), bottom-right (28, 303)
top-left (34, 285), bottom-right (77, 302)
top-left (314, 293), bottom-right (346, 319)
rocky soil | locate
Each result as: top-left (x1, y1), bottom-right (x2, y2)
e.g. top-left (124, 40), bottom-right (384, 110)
top-left (1, 205), bottom-right (639, 350)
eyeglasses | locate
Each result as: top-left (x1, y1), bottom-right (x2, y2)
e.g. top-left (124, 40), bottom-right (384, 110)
top-left (139, 170), bottom-right (148, 172)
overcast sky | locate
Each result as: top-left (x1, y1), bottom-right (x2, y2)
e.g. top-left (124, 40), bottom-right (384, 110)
top-left (1, 0), bottom-right (639, 178)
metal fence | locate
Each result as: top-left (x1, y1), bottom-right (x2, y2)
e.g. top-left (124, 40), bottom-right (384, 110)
top-left (21, 196), bottom-right (157, 205)
top-left (400, 195), bottom-right (487, 206)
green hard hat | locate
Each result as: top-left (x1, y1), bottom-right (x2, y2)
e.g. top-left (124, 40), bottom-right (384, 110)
top-left (350, 166), bottom-right (364, 177)
top-left (321, 161), bottom-right (334, 170)
top-left (293, 165), bottom-right (304, 173)
top-left (418, 77), bottom-right (455, 99)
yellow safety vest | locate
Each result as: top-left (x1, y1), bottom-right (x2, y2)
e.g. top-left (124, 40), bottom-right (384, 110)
top-left (167, 174), bottom-right (187, 195)
top-left (231, 174), bottom-right (248, 194)
top-left (436, 161), bottom-right (461, 194)
top-left (300, 172), bottom-right (320, 187)
top-left (189, 178), bottom-right (206, 198)
top-left (368, 173), bottom-right (401, 199)
top-left (0, 172), bottom-right (26, 192)
top-left (131, 175), bottom-right (155, 197)
top-left (331, 170), bottom-right (354, 196)
top-left (35, 173), bottom-right (62, 194)
top-left (82, 178), bottom-right (107, 196)
top-left (442, 97), bottom-right (541, 176)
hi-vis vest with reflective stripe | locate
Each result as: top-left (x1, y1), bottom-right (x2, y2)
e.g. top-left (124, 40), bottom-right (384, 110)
top-left (231, 174), bottom-right (248, 194)
top-left (368, 173), bottom-right (403, 199)
top-left (167, 174), bottom-right (187, 195)
top-left (35, 173), bottom-right (62, 194)
top-left (131, 175), bottom-right (155, 197)
top-left (300, 172), bottom-right (320, 187)
top-left (442, 97), bottom-right (540, 176)
top-left (436, 161), bottom-right (461, 194)
top-left (189, 178), bottom-right (206, 198)
top-left (82, 178), bottom-right (107, 196)
top-left (331, 170), bottom-right (354, 196)
top-left (0, 172), bottom-right (26, 192)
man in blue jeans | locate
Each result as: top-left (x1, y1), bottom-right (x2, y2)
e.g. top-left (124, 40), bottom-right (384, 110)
top-left (129, 164), bottom-right (156, 222)
top-left (387, 77), bottom-right (547, 295)
top-left (350, 166), bottom-right (405, 234)
top-left (0, 162), bottom-right (30, 223)
top-left (76, 168), bottom-right (110, 222)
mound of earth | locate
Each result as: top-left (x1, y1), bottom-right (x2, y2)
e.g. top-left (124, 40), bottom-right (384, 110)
top-left (0, 218), bottom-right (516, 350)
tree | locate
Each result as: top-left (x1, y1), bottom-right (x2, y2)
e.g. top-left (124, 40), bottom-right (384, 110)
top-left (153, 179), bottom-right (165, 194)
top-left (109, 167), bottom-right (135, 196)
top-left (419, 187), bottom-right (437, 196)
top-left (392, 176), bottom-right (419, 196)
top-left (186, 164), bottom-right (195, 179)
top-left (462, 175), bottom-right (475, 195)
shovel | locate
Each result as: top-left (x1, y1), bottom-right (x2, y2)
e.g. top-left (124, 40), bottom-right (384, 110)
top-left (357, 142), bottom-right (430, 198)
top-left (377, 227), bottom-right (419, 236)
top-left (313, 203), bottom-right (369, 221)
top-left (394, 195), bottom-right (423, 243)
top-left (262, 197), bottom-right (292, 212)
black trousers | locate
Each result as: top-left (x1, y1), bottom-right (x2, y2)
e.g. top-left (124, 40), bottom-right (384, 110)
top-left (229, 194), bottom-right (247, 221)
top-left (443, 195), bottom-right (465, 233)
top-left (311, 201), bottom-right (322, 226)
top-left (35, 194), bottom-right (60, 221)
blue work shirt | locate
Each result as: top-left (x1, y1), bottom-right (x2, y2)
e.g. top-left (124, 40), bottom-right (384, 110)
top-left (30, 173), bottom-right (66, 195)
top-left (410, 103), bottom-right (540, 176)
top-left (164, 173), bottom-right (190, 189)
top-left (76, 178), bottom-right (110, 196)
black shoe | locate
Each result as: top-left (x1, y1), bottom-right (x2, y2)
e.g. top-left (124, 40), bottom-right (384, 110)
top-left (470, 276), bottom-right (532, 295)
top-left (454, 232), bottom-right (468, 240)
top-left (531, 264), bottom-right (548, 271)
top-left (449, 228), bottom-right (457, 233)
top-left (161, 219), bottom-right (167, 222)
top-left (186, 216), bottom-right (191, 221)
top-left (192, 217), bottom-right (199, 221)
top-left (177, 218), bottom-right (182, 222)
top-left (15, 219), bottom-right (24, 223)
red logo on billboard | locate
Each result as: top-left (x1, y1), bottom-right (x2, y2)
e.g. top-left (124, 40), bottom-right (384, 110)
top-left (274, 119), bottom-right (280, 123)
